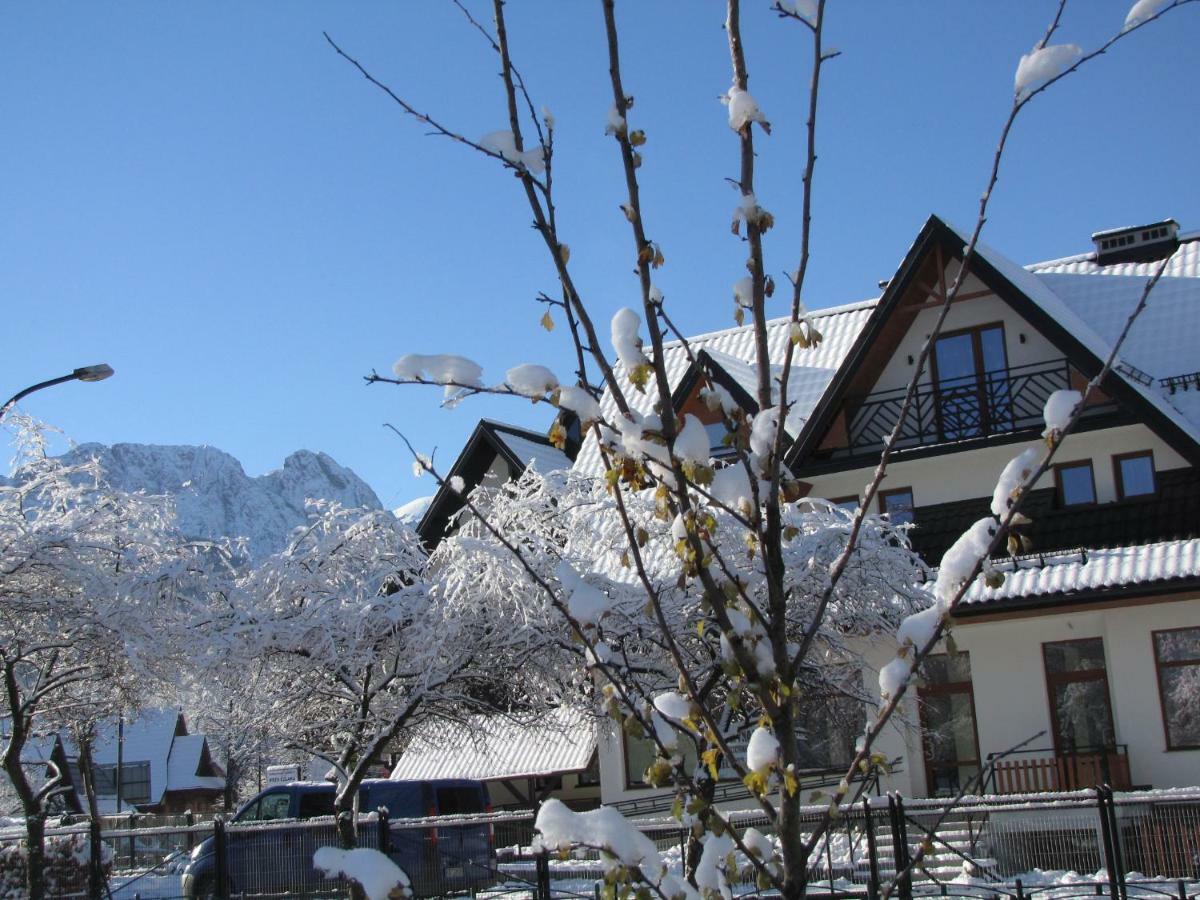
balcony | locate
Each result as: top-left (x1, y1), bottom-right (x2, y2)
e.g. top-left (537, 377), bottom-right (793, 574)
top-left (843, 359), bottom-right (1114, 457)
top-left (986, 745), bottom-right (1132, 794)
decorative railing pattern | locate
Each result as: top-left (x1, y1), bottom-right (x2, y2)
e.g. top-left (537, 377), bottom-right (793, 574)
top-left (845, 359), bottom-right (1112, 456)
top-left (987, 745), bottom-right (1132, 795)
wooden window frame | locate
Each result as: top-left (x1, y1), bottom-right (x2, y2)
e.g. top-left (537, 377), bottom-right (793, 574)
top-left (929, 321), bottom-right (1011, 440)
top-left (1152, 626), bottom-right (1200, 751)
top-left (1113, 450), bottom-right (1157, 501)
top-left (830, 494), bottom-right (861, 511)
top-left (878, 486), bottom-right (915, 523)
top-left (1053, 459), bottom-right (1098, 508)
top-left (917, 653), bottom-right (982, 797)
top-left (1042, 638), bottom-right (1116, 755)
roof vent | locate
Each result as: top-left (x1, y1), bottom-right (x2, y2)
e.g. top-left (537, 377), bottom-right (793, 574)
top-left (1091, 218), bottom-right (1179, 266)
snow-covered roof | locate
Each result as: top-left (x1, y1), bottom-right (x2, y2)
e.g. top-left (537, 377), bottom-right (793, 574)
top-left (939, 220), bottom-right (1200, 449)
top-left (395, 495), bottom-right (434, 525)
top-left (955, 538), bottom-right (1200, 611)
top-left (490, 425), bottom-right (572, 475)
top-left (389, 707), bottom-right (598, 783)
top-left (165, 735), bottom-right (224, 793)
top-left (574, 300), bottom-right (875, 475)
top-left (87, 709), bottom-right (181, 805)
top-left (1027, 234), bottom-right (1200, 278)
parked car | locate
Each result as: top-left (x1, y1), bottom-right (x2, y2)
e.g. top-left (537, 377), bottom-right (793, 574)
top-left (180, 778), bottom-right (494, 898)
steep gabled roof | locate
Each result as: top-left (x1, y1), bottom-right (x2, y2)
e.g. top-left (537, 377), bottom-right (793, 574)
top-left (572, 300), bottom-right (874, 476)
top-left (417, 419), bottom-right (572, 548)
top-left (786, 214), bottom-right (1200, 470)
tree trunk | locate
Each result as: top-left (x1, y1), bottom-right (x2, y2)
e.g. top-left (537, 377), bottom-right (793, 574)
top-left (334, 775), bottom-right (367, 900)
top-left (77, 733), bottom-right (107, 899)
top-left (24, 812), bottom-right (47, 900)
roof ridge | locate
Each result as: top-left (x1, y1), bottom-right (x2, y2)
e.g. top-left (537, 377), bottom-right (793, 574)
top-left (1026, 231), bottom-right (1200, 273)
top-left (661, 297), bottom-right (877, 351)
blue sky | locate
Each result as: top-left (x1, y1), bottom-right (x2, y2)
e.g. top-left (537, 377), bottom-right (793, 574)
top-left (2, 2), bottom-right (1197, 511)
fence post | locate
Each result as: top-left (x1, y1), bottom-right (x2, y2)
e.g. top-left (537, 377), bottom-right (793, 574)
top-left (535, 849), bottom-right (550, 900)
top-left (888, 794), bottom-right (913, 900)
top-left (1096, 786), bottom-right (1124, 900)
top-left (1016, 878), bottom-right (1025, 900)
top-left (1105, 786), bottom-right (1126, 898)
top-left (863, 798), bottom-right (880, 900)
top-left (213, 817), bottom-right (230, 900)
top-left (128, 810), bottom-right (137, 868)
top-left (377, 807), bottom-right (391, 855)
top-left (185, 809), bottom-right (195, 852)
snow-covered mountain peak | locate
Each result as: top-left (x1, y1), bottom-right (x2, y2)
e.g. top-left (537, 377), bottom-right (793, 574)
top-left (49, 442), bottom-right (383, 559)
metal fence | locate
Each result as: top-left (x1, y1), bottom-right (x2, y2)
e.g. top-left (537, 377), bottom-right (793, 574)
top-left (1, 787), bottom-right (1198, 898)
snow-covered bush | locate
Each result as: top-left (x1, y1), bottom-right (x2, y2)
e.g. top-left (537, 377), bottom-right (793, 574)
top-left (0, 830), bottom-right (112, 898)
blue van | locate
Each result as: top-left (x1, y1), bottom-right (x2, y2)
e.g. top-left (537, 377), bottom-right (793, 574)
top-left (180, 779), bottom-right (494, 898)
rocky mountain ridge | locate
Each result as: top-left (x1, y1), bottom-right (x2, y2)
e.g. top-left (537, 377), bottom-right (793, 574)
top-left (53, 442), bottom-right (383, 559)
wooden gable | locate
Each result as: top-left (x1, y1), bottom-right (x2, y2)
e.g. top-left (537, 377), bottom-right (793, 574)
top-left (787, 215), bottom-right (1199, 472)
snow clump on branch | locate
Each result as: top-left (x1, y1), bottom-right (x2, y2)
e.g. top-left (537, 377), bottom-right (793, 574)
top-left (555, 384), bottom-right (602, 424)
top-left (556, 560), bottom-right (612, 628)
top-left (479, 130), bottom-right (545, 173)
top-left (696, 834), bottom-right (736, 900)
top-left (746, 725), bottom-right (779, 773)
top-left (392, 353), bottom-right (484, 401)
top-left (777, 0), bottom-right (818, 24)
top-left (724, 86), bottom-right (770, 134)
top-left (505, 363), bottom-right (559, 400)
top-left (611, 307), bottom-right (652, 390)
top-left (1125, 0), bottom-right (1172, 29)
top-left (1014, 43), bottom-right (1082, 99)
top-left (533, 800), bottom-right (697, 900)
top-left (1042, 389), bottom-right (1082, 438)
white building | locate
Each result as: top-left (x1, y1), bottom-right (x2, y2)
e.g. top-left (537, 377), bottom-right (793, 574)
top-left (414, 216), bottom-right (1200, 812)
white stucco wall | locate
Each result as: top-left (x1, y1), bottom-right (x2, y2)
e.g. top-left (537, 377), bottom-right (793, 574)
top-left (892, 596), bottom-right (1200, 796)
top-left (804, 424), bottom-right (1186, 510)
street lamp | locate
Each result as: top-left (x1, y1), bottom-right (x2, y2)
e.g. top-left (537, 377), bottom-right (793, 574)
top-left (0, 364), bottom-right (115, 421)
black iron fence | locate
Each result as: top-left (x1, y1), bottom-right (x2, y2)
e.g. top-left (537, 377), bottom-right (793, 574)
top-left (1, 787), bottom-right (1198, 898)
top-left (844, 359), bottom-right (1114, 457)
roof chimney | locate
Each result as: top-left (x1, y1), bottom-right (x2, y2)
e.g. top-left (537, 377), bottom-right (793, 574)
top-left (1092, 218), bottom-right (1179, 266)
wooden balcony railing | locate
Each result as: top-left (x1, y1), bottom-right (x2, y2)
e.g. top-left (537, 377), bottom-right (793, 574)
top-left (844, 359), bottom-right (1113, 457)
top-left (986, 745), bottom-right (1131, 795)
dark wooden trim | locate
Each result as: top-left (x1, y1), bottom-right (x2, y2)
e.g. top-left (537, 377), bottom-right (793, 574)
top-left (1113, 449), bottom-right (1157, 501)
top-left (1151, 625), bottom-right (1200, 751)
top-left (1042, 638), bottom-right (1116, 756)
top-left (952, 581), bottom-right (1200, 622)
top-left (1052, 459), bottom-right (1097, 508)
top-left (785, 214), bottom-right (1200, 472)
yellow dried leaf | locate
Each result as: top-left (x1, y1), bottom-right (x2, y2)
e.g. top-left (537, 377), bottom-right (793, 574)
top-left (540, 309), bottom-right (555, 331)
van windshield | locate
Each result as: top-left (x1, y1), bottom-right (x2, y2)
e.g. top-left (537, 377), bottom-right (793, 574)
top-left (436, 785), bottom-right (485, 816)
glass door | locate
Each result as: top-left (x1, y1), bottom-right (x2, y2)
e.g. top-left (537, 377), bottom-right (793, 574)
top-left (932, 324), bottom-right (1012, 440)
top-left (918, 654), bottom-right (981, 796)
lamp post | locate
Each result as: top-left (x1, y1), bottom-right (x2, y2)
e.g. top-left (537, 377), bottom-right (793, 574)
top-left (0, 364), bottom-right (115, 421)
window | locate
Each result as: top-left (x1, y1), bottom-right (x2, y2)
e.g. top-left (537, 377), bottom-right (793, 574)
top-left (931, 323), bottom-right (1013, 440)
top-left (93, 761), bottom-right (151, 805)
top-left (1054, 460), bottom-right (1096, 507)
top-left (918, 654), bottom-right (981, 796)
top-left (1153, 627), bottom-right (1200, 750)
top-left (879, 487), bottom-right (915, 526)
top-left (1043, 638), bottom-right (1116, 753)
top-left (241, 791), bottom-right (292, 822)
top-left (704, 421), bottom-right (738, 460)
top-left (830, 495), bottom-right (861, 513)
top-left (1114, 451), bottom-right (1157, 499)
